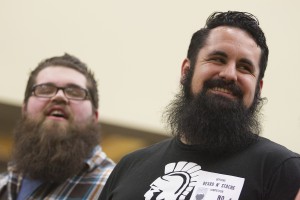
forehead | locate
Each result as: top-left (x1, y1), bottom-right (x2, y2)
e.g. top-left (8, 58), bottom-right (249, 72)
top-left (35, 66), bottom-right (87, 88)
top-left (201, 26), bottom-right (261, 67)
top-left (206, 26), bottom-right (259, 48)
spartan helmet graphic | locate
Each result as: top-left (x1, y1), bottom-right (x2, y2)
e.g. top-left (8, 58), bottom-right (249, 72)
top-left (144, 162), bottom-right (201, 200)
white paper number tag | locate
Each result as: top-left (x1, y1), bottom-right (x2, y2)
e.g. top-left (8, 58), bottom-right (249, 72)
top-left (190, 170), bottom-right (245, 200)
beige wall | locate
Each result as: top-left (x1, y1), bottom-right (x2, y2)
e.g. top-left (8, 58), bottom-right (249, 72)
top-left (0, 0), bottom-right (299, 153)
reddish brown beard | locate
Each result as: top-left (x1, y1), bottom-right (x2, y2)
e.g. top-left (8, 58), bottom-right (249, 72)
top-left (12, 116), bottom-right (100, 183)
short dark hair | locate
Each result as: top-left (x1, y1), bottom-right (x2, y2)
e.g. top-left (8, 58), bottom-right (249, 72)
top-left (24, 53), bottom-right (99, 110)
top-left (187, 11), bottom-right (269, 80)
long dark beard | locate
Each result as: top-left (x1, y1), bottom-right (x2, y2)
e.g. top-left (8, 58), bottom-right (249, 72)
top-left (164, 78), bottom-right (264, 156)
top-left (12, 116), bottom-right (100, 183)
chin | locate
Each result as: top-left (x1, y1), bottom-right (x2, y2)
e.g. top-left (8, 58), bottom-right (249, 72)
top-left (42, 120), bottom-right (69, 134)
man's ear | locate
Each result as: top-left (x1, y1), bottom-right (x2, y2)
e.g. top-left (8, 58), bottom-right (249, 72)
top-left (181, 58), bottom-right (191, 84)
top-left (21, 103), bottom-right (27, 117)
top-left (93, 110), bottom-right (99, 123)
top-left (259, 79), bottom-right (263, 95)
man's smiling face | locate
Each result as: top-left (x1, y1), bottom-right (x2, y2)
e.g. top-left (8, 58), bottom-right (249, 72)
top-left (181, 26), bottom-right (262, 108)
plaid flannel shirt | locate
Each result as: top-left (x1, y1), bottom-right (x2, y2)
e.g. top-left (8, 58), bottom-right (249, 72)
top-left (0, 145), bottom-right (115, 200)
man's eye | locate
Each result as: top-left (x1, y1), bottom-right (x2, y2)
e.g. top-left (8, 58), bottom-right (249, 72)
top-left (39, 85), bottom-right (55, 94)
top-left (67, 88), bottom-right (80, 95)
top-left (209, 57), bottom-right (225, 64)
top-left (66, 87), bottom-right (85, 97)
top-left (238, 65), bottom-right (253, 74)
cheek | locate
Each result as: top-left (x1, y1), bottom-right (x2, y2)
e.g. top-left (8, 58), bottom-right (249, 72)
top-left (25, 98), bottom-right (48, 117)
top-left (191, 77), bottom-right (203, 95)
top-left (70, 103), bottom-right (94, 121)
top-left (241, 79), bottom-right (258, 106)
top-left (191, 67), bottom-right (215, 94)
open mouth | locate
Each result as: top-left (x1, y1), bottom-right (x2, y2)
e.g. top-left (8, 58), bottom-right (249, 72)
top-left (212, 87), bottom-right (233, 94)
top-left (210, 87), bottom-right (236, 99)
top-left (203, 79), bottom-right (243, 100)
top-left (46, 108), bottom-right (69, 120)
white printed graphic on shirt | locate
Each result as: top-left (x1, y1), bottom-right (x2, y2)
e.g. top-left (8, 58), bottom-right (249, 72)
top-left (144, 161), bottom-right (244, 200)
top-left (144, 161), bottom-right (201, 200)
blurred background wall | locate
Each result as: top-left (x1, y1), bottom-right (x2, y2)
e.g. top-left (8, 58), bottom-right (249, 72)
top-left (1, 0), bottom-right (299, 167)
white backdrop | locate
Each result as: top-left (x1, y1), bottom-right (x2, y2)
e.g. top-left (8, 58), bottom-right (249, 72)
top-left (0, 0), bottom-right (299, 153)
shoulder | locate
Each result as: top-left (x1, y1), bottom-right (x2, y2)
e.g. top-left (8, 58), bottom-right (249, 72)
top-left (252, 137), bottom-right (300, 159)
top-left (249, 137), bottom-right (300, 177)
top-left (119, 138), bottom-right (173, 163)
top-left (86, 145), bottom-right (115, 169)
top-left (0, 172), bottom-right (8, 191)
top-left (252, 138), bottom-right (300, 199)
top-left (109, 138), bottom-right (173, 173)
top-left (83, 145), bottom-right (115, 179)
top-left (102, 138), bottom-right (173, 185)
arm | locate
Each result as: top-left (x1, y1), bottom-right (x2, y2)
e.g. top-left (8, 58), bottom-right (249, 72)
top-left (267, 157), bottom-right (300, 200)
top-left (295, 189), bottom-right (300, 200)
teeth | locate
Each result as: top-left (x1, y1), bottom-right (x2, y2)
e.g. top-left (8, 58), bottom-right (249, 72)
top-left (50, 110), bottom-right (65, 117)
top-left (213, 87), bottom-right (232, 94)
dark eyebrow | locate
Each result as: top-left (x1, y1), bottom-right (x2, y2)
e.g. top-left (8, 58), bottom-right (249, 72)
top-left (208, 50), bottom-right (228, 58)
top-left (239, 58), bottom-right (254, 67)
top-left (65, 83), bottom-right (84, 88)
top-left (38, 82), bottom-right (85, 89)
top-left (208, 50), bottom-right (255, 68)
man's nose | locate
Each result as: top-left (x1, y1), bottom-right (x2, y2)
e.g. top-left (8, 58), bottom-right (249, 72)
top-left (51, 89), bottom-right (69, 102)
top-left (218, 63), bottom-right (238, 82)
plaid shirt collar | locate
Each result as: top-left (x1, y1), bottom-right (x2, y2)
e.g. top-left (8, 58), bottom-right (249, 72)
top-left (1, 145), bottom-right (114, 200)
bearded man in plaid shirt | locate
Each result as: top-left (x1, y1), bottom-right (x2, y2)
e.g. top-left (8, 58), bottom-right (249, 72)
top-left (0, 53), bottom-right (115, 200)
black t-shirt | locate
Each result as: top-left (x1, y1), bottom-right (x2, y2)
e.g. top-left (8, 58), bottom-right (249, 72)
top-left (99, 137), bottom-right (300, 200)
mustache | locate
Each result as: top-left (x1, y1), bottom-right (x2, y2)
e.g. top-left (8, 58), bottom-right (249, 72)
top-left (202, 79), bottom-right (243, 98)
top-left (43, 102), bottom-right (71, 118)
